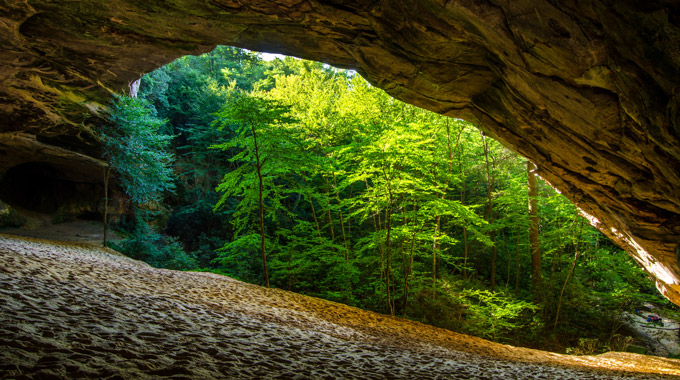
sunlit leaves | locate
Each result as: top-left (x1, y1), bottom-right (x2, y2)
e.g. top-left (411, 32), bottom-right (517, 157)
top-left (460, 288), bottom-right (538, 341)
top-left (128, 47), bottom-right (670, 350)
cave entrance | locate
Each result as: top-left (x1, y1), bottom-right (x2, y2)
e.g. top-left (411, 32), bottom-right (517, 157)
top-left (0, 162), bottom-right (98, 215)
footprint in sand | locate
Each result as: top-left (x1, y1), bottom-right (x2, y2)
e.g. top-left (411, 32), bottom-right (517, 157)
top-left (0, 236), bottom-right (678, 380)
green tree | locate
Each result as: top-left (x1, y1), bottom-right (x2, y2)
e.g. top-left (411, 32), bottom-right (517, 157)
top-left (103, 94), bottom-right (175, 206)
top-left (213, 90), bottom-right (300, 288)
top-left (100, 94), bottom-right (194, 270)
top-left (124, 48), bottom-right (676, 352)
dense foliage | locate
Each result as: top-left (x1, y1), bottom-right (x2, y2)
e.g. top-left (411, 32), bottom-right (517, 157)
top-left (106, 47), bottom-right (673, 353)
top-left (102, 94), bottom-right (176, 205)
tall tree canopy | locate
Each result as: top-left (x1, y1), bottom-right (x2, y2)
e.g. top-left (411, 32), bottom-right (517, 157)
top-left (104, 46), bottom-right (674, 354)
top-left (102, 94), bottom-right (175, 206)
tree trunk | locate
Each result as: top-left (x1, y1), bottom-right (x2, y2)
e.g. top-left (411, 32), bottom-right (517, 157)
top-left (401, 200), bottom-right (415, 315)
top-left (515, 223), bottom-right (521, 291)
top-left (332, 173), bottom-right (353, 301)
top-left (377, 206), bottom-right (385, 265)
top-left (481, 132), bottom-right (496, 290)
top-left (528, 161), bottom-right (541, 300)
top-left (251, 123), bottom-right (269, 289)
top-left (382, 164), bottom-right (395, 316)
top-left (554, 219), bottom-right (584, 327)
top-left (366, 178), bottom-right (387, 294)
top-left (403, 214), bottom-right (418, 315)
top-left (385, 207), bottom-right (393, 316)
top-left (431, 120), bottom-right (462, 297)
top-left (432, 215), bottom-right (440, 299)
top-left (502, 230), bottom-right (511, 287)
top-left (460, 157), bottom-right (469, 280)
top-left (324, 177), bottom-right (336, 242)
top-left (333, 173), bottom-right (349, 264)
top-left (347, 184), bottom-right (353, 247)
top-left (303, 177), bottom-right (323, 238)
top-left (287, 247), bottom-right (293, 291)
top-left (103, 164), bottom-right (110, 247)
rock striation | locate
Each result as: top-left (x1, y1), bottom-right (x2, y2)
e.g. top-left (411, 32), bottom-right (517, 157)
top-left (0, 1), bottom-right (679, 302)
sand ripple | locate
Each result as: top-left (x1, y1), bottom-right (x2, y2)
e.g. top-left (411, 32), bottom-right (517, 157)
top-left (1, 235), bottom-right (679, 379)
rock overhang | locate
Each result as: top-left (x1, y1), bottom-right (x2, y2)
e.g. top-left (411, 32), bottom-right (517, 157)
top-left (1, 0), bottom-right (679, 303)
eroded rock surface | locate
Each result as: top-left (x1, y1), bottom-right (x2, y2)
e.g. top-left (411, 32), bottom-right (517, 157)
top-left (0, 1), bottom-right (679, 302)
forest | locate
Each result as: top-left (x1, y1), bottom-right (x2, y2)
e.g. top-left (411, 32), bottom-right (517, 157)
top-left (101, 46), bottom-right (676, 355)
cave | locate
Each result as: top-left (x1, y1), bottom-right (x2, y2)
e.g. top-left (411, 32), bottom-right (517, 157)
top-left (0, 1), bottom-right (679, 304)
top-left (0, 162), bottom-right (103, 220)
top-left (0, 162), bottom-right (69, 213)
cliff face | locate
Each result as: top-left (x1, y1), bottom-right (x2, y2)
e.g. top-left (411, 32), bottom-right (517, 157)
top-left (1, 1), bottom-right (679, 303)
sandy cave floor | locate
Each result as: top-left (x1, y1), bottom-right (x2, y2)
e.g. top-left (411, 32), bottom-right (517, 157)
top-left (1, 235), bottom-right (679, 379)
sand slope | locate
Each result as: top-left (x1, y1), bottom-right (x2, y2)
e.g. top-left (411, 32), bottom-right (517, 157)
top-left (1, 235), bottom-right (679, 379)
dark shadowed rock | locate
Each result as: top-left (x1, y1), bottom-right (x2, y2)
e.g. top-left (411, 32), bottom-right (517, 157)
top-left (0, 1), bottom-right (679, 303)
top-left (0, 200), bottom-right (25, 228)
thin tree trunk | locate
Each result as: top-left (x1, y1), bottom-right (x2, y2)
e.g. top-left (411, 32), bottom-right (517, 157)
top-left (333, 173), bottom-right (349, 263)
top-left (401, 200), bottom-right (415, 315)
top-left (431, 120), bottom-right (462, 297)
top-left (515, 223), bottom-right (521, 291)
top-left (546, 219), bottom-right (573, 317)
top-left (528, 161), bottom-right (541, 300)
top-left (503, 230), bottom-right (511, 287)
top-left (432, 215), bottom-right (440, 299)
top-left (460, 158), bottom-right (469, 280)
top-left (403, 210), bottom-right (418, 315)
top-left (366, 179), bottom-right (386, 285)
top-left (103, 164), bottom-right (110, 247)
top-left (288, 248), bottom-right (293, 291)
top-left (385, 207), bottom-right (393, 316)
top-left (554, 219), bottom-right (585, 327)
top-left (481, 132), bottom-right (496, 290)
top-left (382, 164), bottom-right (395, 316)
top-left (303, 177), bottom-right (323, 238)
top-left (377, 207), bottom-right (384, 265)
top-left (251, 123), bottom-right (269, 289)
top-left (332, 173), bottom-right (353, 300)
top-left (347, 184), bottom-right (353, 246)
top-left (323, 177), bottom-right (336, 242)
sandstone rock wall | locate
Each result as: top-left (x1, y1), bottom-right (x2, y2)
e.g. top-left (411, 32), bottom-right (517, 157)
top-left (1, 1), bottom-right (679, 303)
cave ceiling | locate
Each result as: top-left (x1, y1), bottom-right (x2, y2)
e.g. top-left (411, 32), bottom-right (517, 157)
top-left (1, 1), bottom-right (679, 303)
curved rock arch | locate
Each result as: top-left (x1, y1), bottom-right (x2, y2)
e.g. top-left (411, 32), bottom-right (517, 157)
top-left (1, 1), bottom-right (679, 303)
